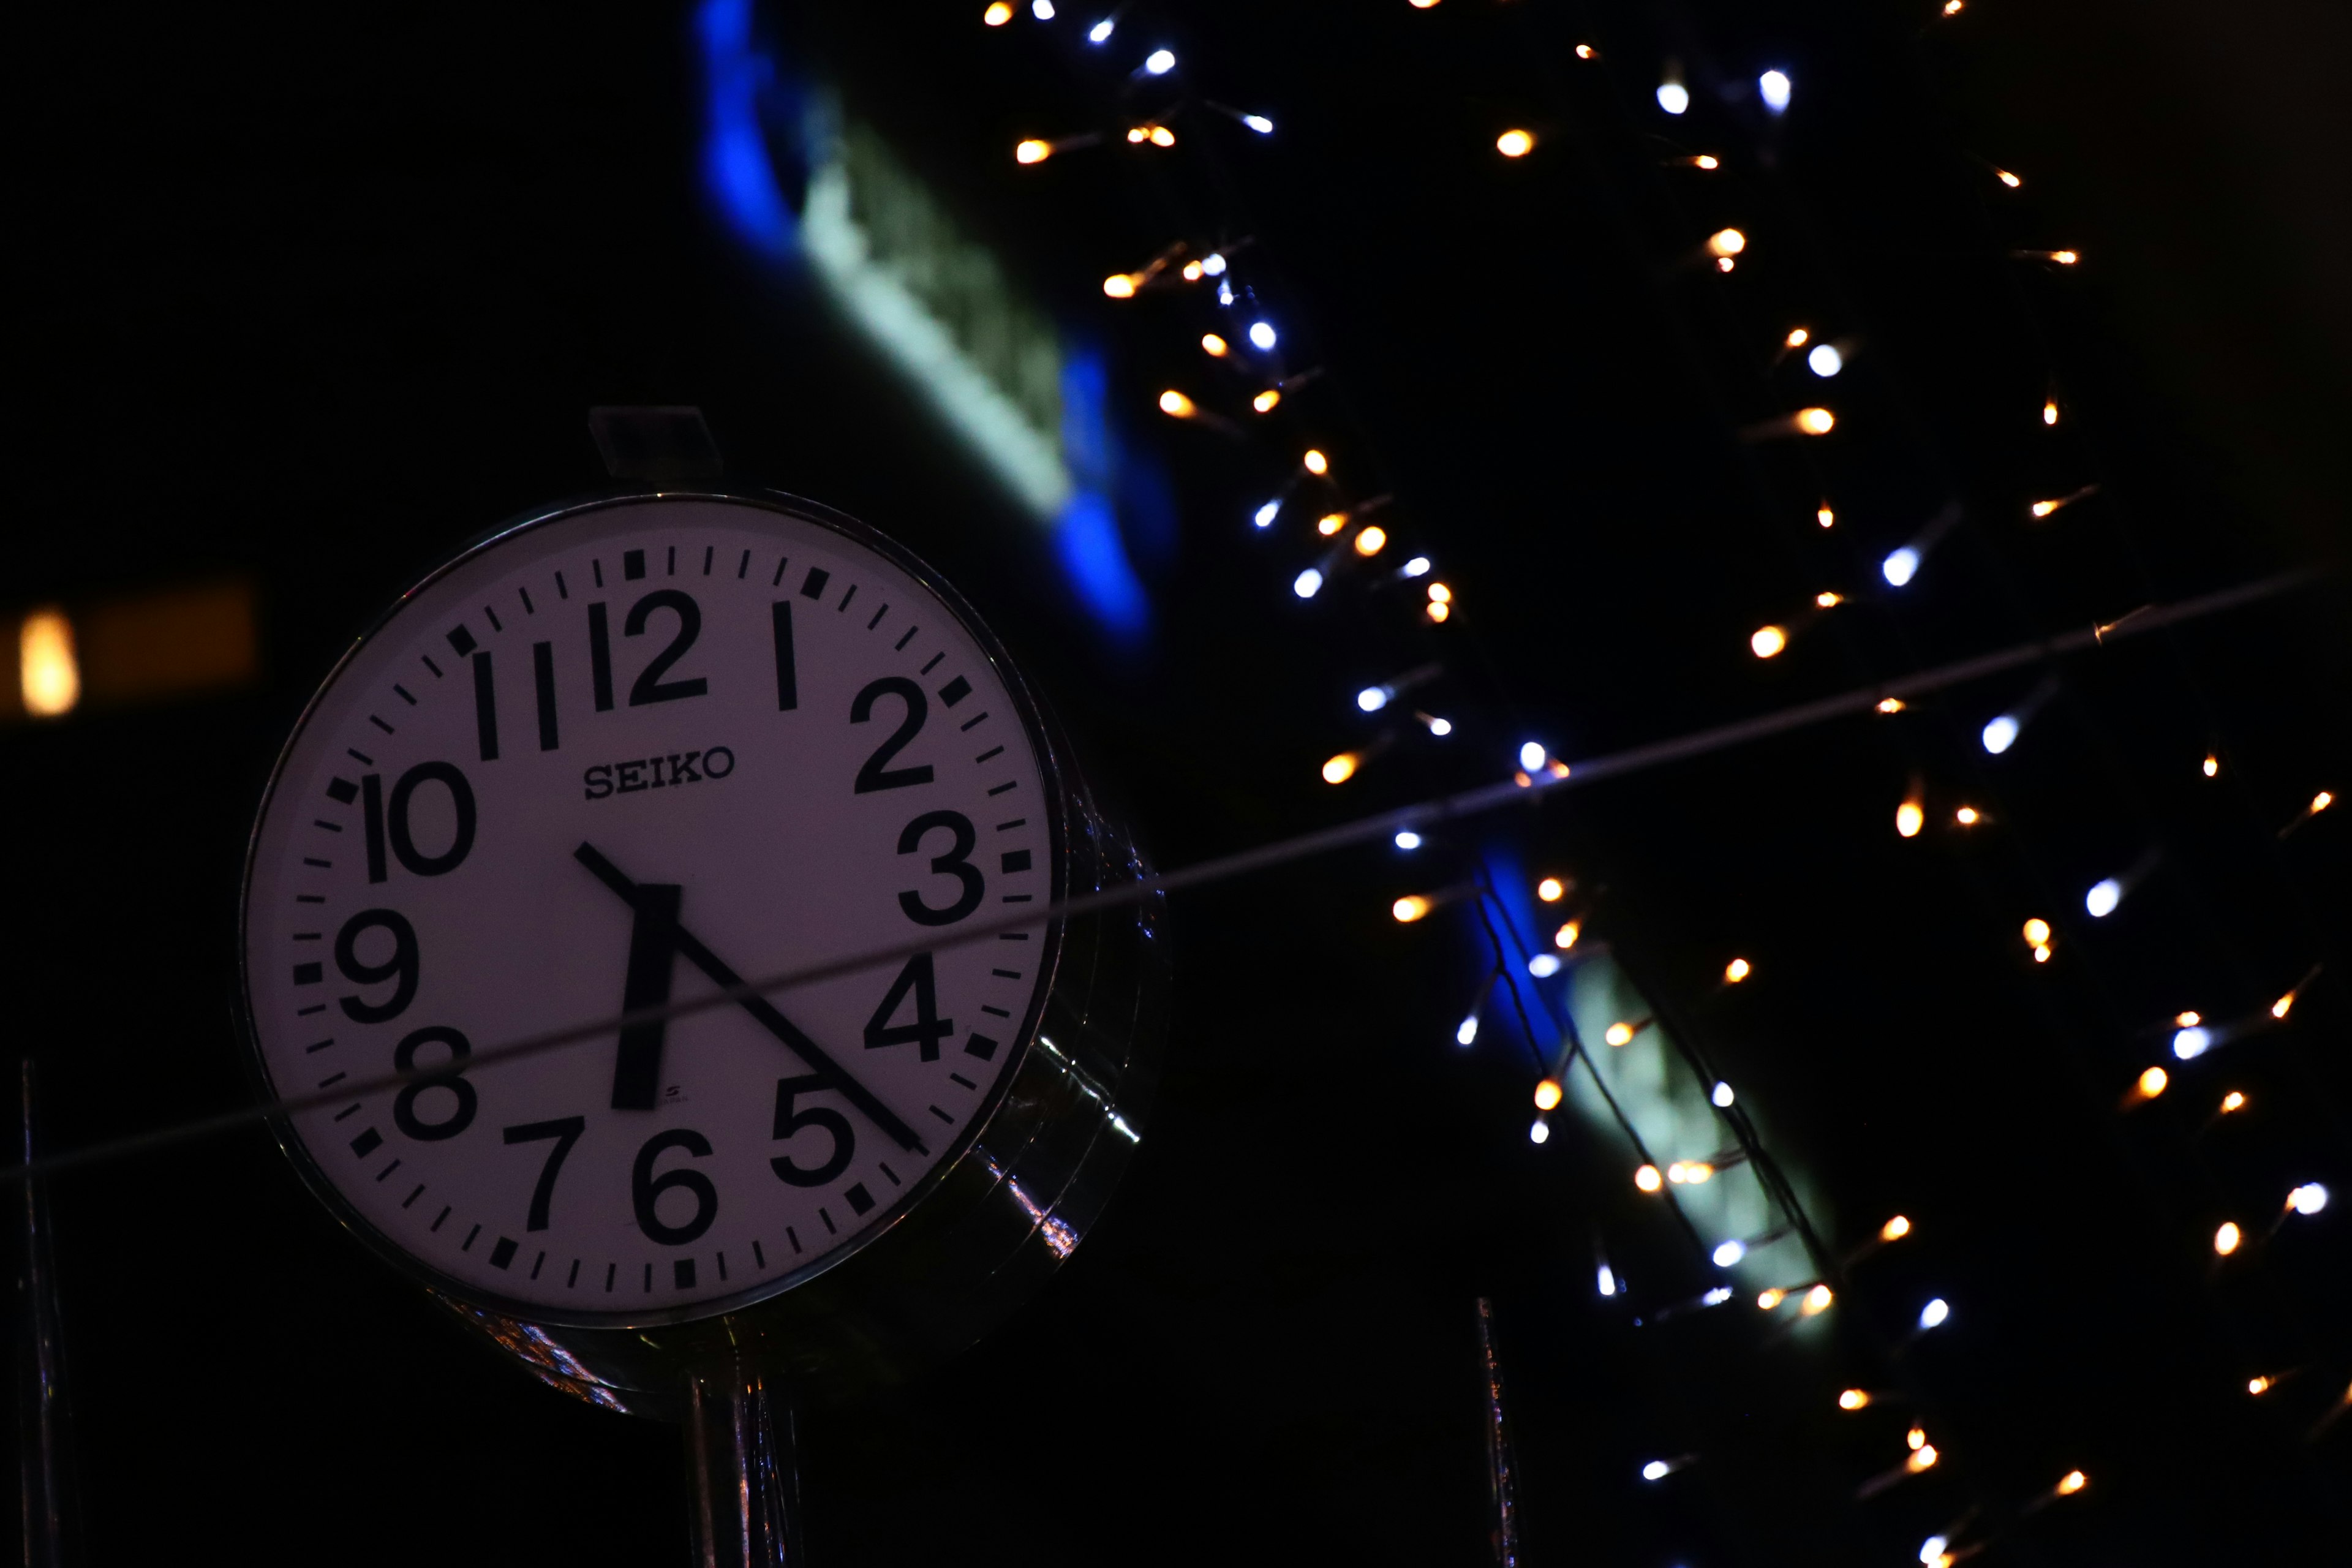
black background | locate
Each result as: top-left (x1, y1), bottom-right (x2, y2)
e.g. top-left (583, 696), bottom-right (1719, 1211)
top-left (9, 1), bottom-right (2347, 1562)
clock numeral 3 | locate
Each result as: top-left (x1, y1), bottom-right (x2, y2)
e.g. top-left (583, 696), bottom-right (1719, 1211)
top-left (391, 1025), bottom-right (478, 1142)
top-left (361, 762), bottom-right (477, 884)
top-left (633, 1128), bottom-right (718, 1245)
top-left (851, 677), bottom-right (935, 793)
top-left (334, 910), bottom-right (419, 1023)
top-left (863, 953), bottom-right (954, 1061)
top-left (896, 810), bottom-right (984, 925)
top-left (771, 1074), bottom-right (855, 1188)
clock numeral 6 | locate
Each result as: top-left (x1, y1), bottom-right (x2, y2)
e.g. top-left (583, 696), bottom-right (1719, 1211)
top-left (771, 1074), bottom-right (854, 1188)
top-left (361, 761), bottom-right (477, 884)
top-left (632, 1129), bottom-right (719, 1246)
top-left (391, 1025), bottom-right (478, 1142)
top-left (896, 810), bottom-right (984, 926)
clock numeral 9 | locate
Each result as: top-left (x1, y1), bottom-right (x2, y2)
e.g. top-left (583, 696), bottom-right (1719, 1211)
top-left (632, 1129), bottom-right (718, 1245)
top-left (896, 810), bottom-right (984, 926)
top-left (361, 761), bottom-right (477, 884)
top-left (391, 1026), bottom-right (478, 1142)
top-left (335, 910), bottom-right (419, 1023)
top-left (771, 1074), bottom-right (854, 1188)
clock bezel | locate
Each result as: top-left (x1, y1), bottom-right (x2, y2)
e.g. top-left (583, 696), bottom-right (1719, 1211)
top-left (235, 487), bottom-right (1072, 1331)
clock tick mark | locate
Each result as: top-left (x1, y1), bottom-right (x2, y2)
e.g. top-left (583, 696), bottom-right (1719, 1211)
top-left (991, 969), bottom-right (1022, 980)
top-left (402, 1185), bottom-right (424, 1209)
top-left (1000, 895), bottom-right (1033, 904)
top-left (556, 570), bottom-right (570, 600)
top-left (818, 1208), bottom-right (837, 1235)
top-left (333, 1104), bottom-right (361, 1122)
top-left (666, 546), bottom-right (676, 576)
top-left (345, 748), bottom-right (374, 766)
top-left (920, 653), bottom-right (945, 677)
top-left (421, 654), bottom-right (443, 679)
top-left (702, 545), bottom-right (714, 576)
top-left (981, 1006), bottom-right (1011, 1019)
top-left (489, 1237), bottom-right (518, 1270)
top-left (295, 894), bottom-right (325, 905)
top-left (786, 1227), bottom-right (802, 1254)
top-left (799, 566), bottom-right (829, 600)
top-left (674, 1258), bottom-right (695, 1289)
top-left (293, 962), bottom-right (323, 985)
top-left (1001, 849), bottom-right (1032, 873)
top-left (867, 603), bottom-right (889, 630)
top-left (927, 1106), bottom-right (955, 1125)
top-left (431, 1206), bottom-right (451, 1232)
top-left (772, 556), bottom-right (789, 587)
top-left (293, 930), bottom-right (322, 941)
top-left (643, 1264), bottom-right (653, 1292)
top-left (752, 1240), bottom-right (766, 1268)
top-left (837, 584), bottom-right (856, 612)
top-left (375, 1159), bottom-right (401, 1183)
top-left (995, 818), bottom-right (1026, 832)
top-left (961, 717), bottom-right (991, 736)
top-left (973, 746), bottom-right (1004, 764)
top-left (447, 625), bottom-right (478, 657)
top-left (715, 1251), bottom-right (727, 1281)
top-left (462, 1224), bottom-right (481, 1252)
top-left (987, 782), bottom-right (1017, 796)
top-left (846, 1183), bottom-right (875, 1215)
top-left (949, 1072), bottom-right (977, 1089)
top-left (737, 549), bottom-right (750, 579)
top-left (624, 549), bottom-right (646, 581)
top-left (938, 676), bottom-right (971, 707)
top-left (393, 684), bottom-right (416, 706)
top-left (326, 777), bottom-right (359, 805)
top-left (483, 606), bottom-right (503, 632)
top-left (350, 1128), bottom-right (383, 1159)
top-left (965, 1033), bottom-right (1000, 1061)
top-left (305, 1038), bottom-right (334, 1053)
top-left (530, 1251), bottom-right (546, 1280)
top-left (296, 1003), bottom-right (326, 1017)
top-left (302, 858), bottom-right (331, 870)
top-left (312, 820), bottom-right (341, 834)
top-left (605, 1262), bottom-right (616, 1292)
top-left (567, 1259), bottom-right (581, 1287)
top-left (894, 626), bottom-right (919, 651)
top-left (878, 1162), bottom-right (901, 1187)
top-left (592, 559), bottom-right (605, 589)
top-left (368, 715), bottom-right (395, 734)
top-left (998, 931), bottom-right (1028, 941)
top-left (317, 1072), bottom-right (347, 1088)
top-left (518, 585), bottom-right (535, 614)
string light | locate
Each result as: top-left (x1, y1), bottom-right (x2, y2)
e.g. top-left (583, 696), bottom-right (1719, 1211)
top-left (1316, 513), bottom-right (1346, 537)
top-left (1882, 1216), bottom-right (1912, 1242)
top-left (2203, 753), bottom-right (2220, 777)
top-left (1758, 70), bottom-right (1792, 114)
top-left (1143, 47), bottom-right (1175, 74)
top-left (1907, 1446), bottom-right (1939, 1473)
top-left (1877, 697), bottom-right (1906, 714)
top-left (2281, 790), bottom-right (2335, 837)
top-left (2214, 1221), bottom-right (2242, 1255)
top-left (1352, 527), bottom-right (1387, 558)
top-left (1529, 1117), bottom-right (1551, 1145)
top-left (1657, 77), bottom-right (1690, 116)
top-left (1392, 895), bottom-right (1432, 923)
top-left (1103, 273), bottom-right (1140, 298)
top-left (1125, 124), bottom-right (1177, 148)
top-left (1882, 546), bottom-right (1921, 587)
top-left (1708, 228), bottom-right (1747, 258)
top-left (1394, 830), bottom-right (1422, 851)
top-left (1751, 624), bottom-right (1789, 658)
top-left (1536, 877), bottom-right (1567, 902)
top-left (1907, 1426), bottom-right (1928, 1451)
top-left (2172, 1023), bottom-right (2211, 1060)
top-left (2248, 1375), bottom-right (2274, 1395)
top-left (1247, 320), bottom-right (1277, 351)
top-left (1201, 333), bottom-right (1229, 356)
top-left (2029, 484), bottom-right (2098, 519)
top-left (2085, 876), bottom-right (2122, 919)
top-left (1533, 1079), bottom-right (1563, 1112)
top-left (1253, 500), bottom-right (1281, 529)
top-left (1803, 1283), bottom-right (1834, 1315)
top-left (1528, 954), bottom-right (1561, 978)
top-left (1954, 805), bottom-right (1981, 825)
top-left (1785, 328), bottom-right (1811, 349)
top-left (1575, 43), bottom-right (1596, 59)
top-left (1635, 1163), bottom-right (1663, 1192)
top-left (1518, 741), bottom-right (1547, 771)
top-left (1713, 1240), bottom-right (1747, 1267)
top-left (1496, 129), bottom-right (1535, 158)
top-left (1252, 389), bottom-right (1281, 413)
top-left (1999, 167), bottom-right (2025, 189)
top-left (2022, 917), bottom-right (2054, 963)
top-left (1303, 448), bottom-right (1329, 475)
top-left (1158, 390), bottom-right (1196, 418)
top-left (1918, 1297), bottom-right (1950, 1329)
top-left (1807, 344), bottom-right (1844, 377)
top-left (1604, 1020), bottom-right (1638, 1047)
top-left (1322, 752), bottom-right (1359, 785)
top-left (1293, 568), bottom-right (1325, 598)
top-left (1087, 16), bottom-right (1114, 43)
top-left (1943, 0), bottom-right (1965, 13)
top-left (1757, 1287), bottom-right (1786, 1310)
top-left (2043, 396), bottom-right (2060, 424)
top-left (1031, 0), bottom-right (1055, 17)
top-left (1839, 1389), bottom-right (1871, 1411)
top-left (1456, 1014), bottom-right (1478, 1047)
top-left (1725, 957), bottom-right (1752, 983)
top-left (2286, 1182), bottom-right (2328, 1216)
top-left (984, 1), bottom-right (1012, 24)
top-left (1897, 791), bottom-right (1926, 839)
top-left (1795, 407), bottom-right (1835, 435)
top-left (19, 609), bottom-right (80, 718)
top-left (2221, 1090), bottom-right (2247, 1114)
top-left (2138, 1065), bottom-right (2169, 1099)
top-left (1818, 503), bottom-right (1836, 529)
top-left (1401, 556), bottom-right (1431, 578)
top-left (1553, 920), bottom-right (1581, 951)
top-left (1711, 1081), bottom-right (1736, 1108)
top-left (1670, 1161), bottom-right (1716, 1185)
top-left (1015, 138), bottom-right (1054, 164)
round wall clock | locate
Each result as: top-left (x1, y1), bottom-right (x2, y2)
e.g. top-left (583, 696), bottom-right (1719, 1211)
top-left (238, 490), bottom-right (1161, 1436)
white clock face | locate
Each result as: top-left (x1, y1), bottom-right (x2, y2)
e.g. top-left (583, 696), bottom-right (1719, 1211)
top-left (241, 495), bottom-right (1059, 1321)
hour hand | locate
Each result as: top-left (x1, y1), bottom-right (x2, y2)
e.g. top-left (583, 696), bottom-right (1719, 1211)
top-left (572, 842), bottom-right (927, 1153)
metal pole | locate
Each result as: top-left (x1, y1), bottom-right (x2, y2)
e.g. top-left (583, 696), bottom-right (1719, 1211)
top-left (680, 1362), bottom-right (804, 1567)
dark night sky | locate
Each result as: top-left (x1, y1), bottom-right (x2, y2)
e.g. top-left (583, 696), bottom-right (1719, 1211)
top-left (9, 2), bottom-right (2348, 1564)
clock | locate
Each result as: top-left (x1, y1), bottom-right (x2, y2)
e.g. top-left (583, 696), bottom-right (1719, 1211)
top-left (238, 489), bottom-right (1161, 1418)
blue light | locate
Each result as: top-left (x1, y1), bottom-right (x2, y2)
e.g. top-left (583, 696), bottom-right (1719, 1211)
top-left (2172, 1026), bottom-right (2211, 1060)
top-left (1702, 1286), bottom-right (1733, 1305)
top-left (1249, 321), bottom-right (1278, 350)
top-left (1144, 48), bottom-right (1175, 74)
top-left (1919, 1297), bottom-right (1950, 1329)
top-left (1358, 685), bottom-right (1390, 712)
top-left (1051, 493), bottom-right (1148, 642)
top-left (1528, 954), bottom-right (1562, 978)
top-left (2085, 877), bottom-right (2122, 918)
top-left (1243, 115), bottom-right (1275, 135)
top-left (1981, 714), bottom-right (2020, 754)
top-left (1760, 70), bottom-right (1792, 113)
top-left (696, 0), bottom-right (799, 258)
top-left (1253, 499), bottom-right (1281, 529)
top-left (1395, 830), bottom-right (1423, 851)
top-left (1293, 568), bottom-right (1325, 598)
top-left (1031, 0), bottom-right (1055, 16)
top-left (1597, 1264), bottom-right (1618, 1297)
top-left (1882, 546), bottom-right (1921, 586)
top-left (1201, 253), bottom-right (1228, 276)
top-left (1642, 1460), bottom-right (1672, 1481)
top-left (1403, 556), bottom-right (1431, 576)
top-left (1713, 1239), bottom-right (1746, 1268)
top-left (1087, 17), bottom-right (1114, 43)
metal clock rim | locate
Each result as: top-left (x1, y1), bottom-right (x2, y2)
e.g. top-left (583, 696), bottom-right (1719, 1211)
top-left (233, 486), bottom-right (1076, 1332)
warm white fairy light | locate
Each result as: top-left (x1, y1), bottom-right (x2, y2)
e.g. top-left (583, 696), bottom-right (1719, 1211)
top-left (1496, 129), bottom-right (1535, 158)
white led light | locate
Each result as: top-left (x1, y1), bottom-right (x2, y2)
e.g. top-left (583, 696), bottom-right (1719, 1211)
top-left (1395, 830), bottom-right (1423, 851)
top-left (1712, 1239), bottom-right (1746, 1268)
top-left (2172, 1026), bottom-right (2211, 1060)
top-left (1358, 685), bottom-right (1390, 712)
top-left (1597, 1264), bottom-right (1617, 1297)
top-left (1087, 16), bottom-right (1113, 42)
top-left (2084, 878), bottom-right (2121, 919)
top-left (1657, 82), bottom-right (1690, 115)
top-left (1642, 1460), bottom-right (1671, 1482)
top-left (1759, 70), bottom-right (1792, 112)
top-left (1981, 714), bottom-right (2019, 754)
top-left (1243, 115), bottom-right (1275, 135)
top-left (1218, 281), bottom-right (1234, 306)
top-left (1882, 546), bottom-right (1921, 587)
top-left (1807, 344), bottom-right (1844, 377)
top-left (1253, 500), bottom-right (1281, 529)
top-left (1518, 741), bottom-right (1547, 771)
top-left (1248, 320), bottom-right (1278, 350)
top-left (1529, 1118), bottom-right (1551, 1145)
top-left (2288, 1182), bottom-right (2329, 1216)
top-left (1920, 1537), bottom-right (1949, 1566)
top-left (1427, 717), bottom-right (1453, 737)
top-left (1292, 568), bottom-right (1324, 598)
top-left (1031, 0), bottom-right (1055, 17)
top-left (1528, 954), bottom-right (1562, 978)
top-left (1702, 1286), bottom-right (1733, 1305)
top-left (1919, 1297), bottom-right (1950, 1329)
top-left (1711, 1082), bottom-right (1735, 1108)
top-left (1201, 253), bottom-right (1227, 276)
top-left (1144, 48), bottom-right (1175, 74)
top-left (1403, 556), bottom-right (1431, 576)
top-left (1455, 1015), bottom-right (1479, 1047)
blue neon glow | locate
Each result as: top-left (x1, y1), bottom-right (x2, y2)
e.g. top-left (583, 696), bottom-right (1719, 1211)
top-left (696, 0), bottom-right (798, 258)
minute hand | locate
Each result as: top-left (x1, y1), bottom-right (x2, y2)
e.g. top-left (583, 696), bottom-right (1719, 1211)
top-left (573, 843), bottom-right (927, 1155)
